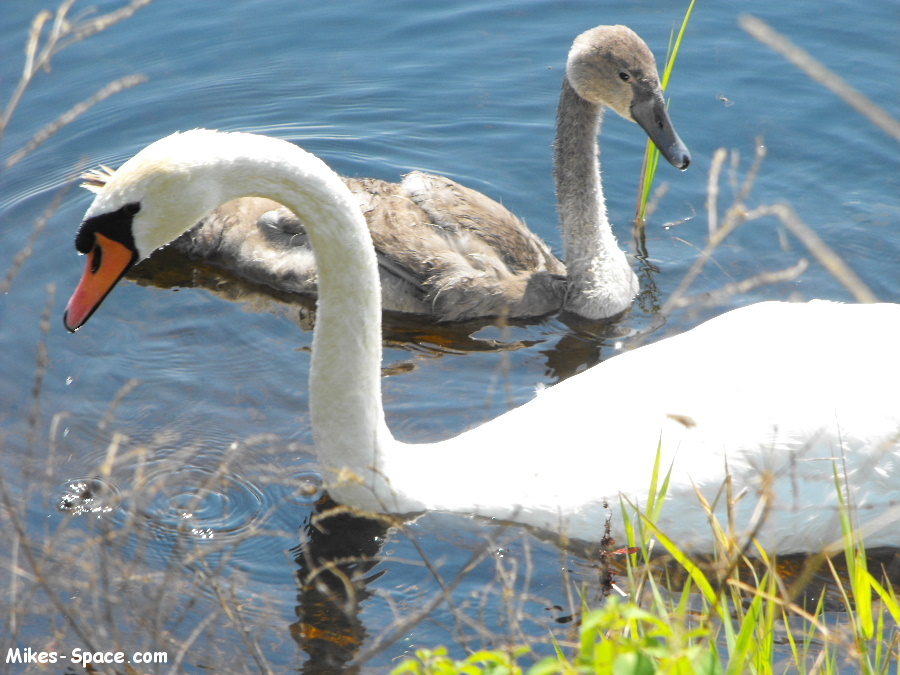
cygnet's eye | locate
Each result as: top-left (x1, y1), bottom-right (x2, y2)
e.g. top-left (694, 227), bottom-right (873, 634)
top-left (619, 72), bottom-right (631, 82)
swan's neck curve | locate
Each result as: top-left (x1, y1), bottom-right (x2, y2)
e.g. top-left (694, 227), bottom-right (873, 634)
top-left (178, 135), bottom-right (402, 510)
top-left (554, 77), bottom-right (638, 319)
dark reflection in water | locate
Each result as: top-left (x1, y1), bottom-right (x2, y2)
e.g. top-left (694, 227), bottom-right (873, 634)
top-left (291, 497), bottom-right (389, 675)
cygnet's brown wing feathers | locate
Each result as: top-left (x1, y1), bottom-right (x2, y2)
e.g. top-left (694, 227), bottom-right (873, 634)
top-left (346, 173), bottom-right (565, 319)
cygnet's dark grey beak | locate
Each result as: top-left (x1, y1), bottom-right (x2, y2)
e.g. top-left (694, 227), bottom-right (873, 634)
top-left (631, 87), bottom-right (691, 170)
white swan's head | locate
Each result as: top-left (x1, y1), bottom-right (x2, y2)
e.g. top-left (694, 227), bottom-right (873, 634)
top-left (63, 129), bottom-right (316, 331)
top-left (566, 25), bottom-right (690, 169)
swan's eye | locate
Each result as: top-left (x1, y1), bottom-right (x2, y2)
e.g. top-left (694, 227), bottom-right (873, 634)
top-left (619, 72), bottom-right (631, 82)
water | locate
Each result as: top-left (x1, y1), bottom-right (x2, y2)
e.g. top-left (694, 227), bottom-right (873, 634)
top-left (1, 1), bottom-right (897, 672)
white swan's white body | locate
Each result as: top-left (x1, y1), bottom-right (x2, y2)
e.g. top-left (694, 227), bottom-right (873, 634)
top-left (64, 130), bottom-right (900, 554)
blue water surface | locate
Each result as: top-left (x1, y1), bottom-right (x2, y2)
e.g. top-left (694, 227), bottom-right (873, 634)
top-left (0, 1), bottom-right (897, 673)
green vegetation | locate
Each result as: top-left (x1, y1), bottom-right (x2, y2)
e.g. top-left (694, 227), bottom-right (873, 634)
top-left (393, 471), bottom-right (900, 675)
top-left (635, 0), bottom-right (697, 225)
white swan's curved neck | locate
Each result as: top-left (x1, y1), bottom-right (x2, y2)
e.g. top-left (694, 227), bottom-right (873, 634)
top-left (554, 77), bottom-right (636, 318)
top-left (202, 137), bottom-right (398, 506)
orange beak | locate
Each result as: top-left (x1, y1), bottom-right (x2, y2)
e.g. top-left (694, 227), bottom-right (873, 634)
top-left (63, 233), bottom-right (136, 332)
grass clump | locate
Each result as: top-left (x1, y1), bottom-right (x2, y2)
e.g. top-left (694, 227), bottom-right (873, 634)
top-left (391, 646), bottom-right (531, 675)
top-left (391, 598), bottom-right (719, 675)
top-left (392, 449), bottom-right (899, 675)
top-left (392, 534), bottom-right (898, 675)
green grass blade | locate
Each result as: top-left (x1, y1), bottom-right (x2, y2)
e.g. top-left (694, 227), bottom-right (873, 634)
top-left (636, 0), bottom-right (697, 222)
top-left (724, 585), bottom-right (764, 675)
top-left (636, 514), bottom-right (717, 605)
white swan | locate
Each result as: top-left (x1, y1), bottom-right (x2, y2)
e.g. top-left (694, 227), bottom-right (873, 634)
top-left (64, 130), bottom-right (900, 554)
top-left (83, 25), bottom-right (689, 322)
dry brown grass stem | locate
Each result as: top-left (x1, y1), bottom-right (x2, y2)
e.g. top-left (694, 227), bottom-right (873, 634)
top-left (0, 185), bottom-right (69, 296)
top-left (705, 148), bottom-right (728, 237)
top-left (0, 0), bottom-right (151, 146)
top-left (4, 74), bottom-right (147, 169)
top-left (0, 472), bottom-right (102, 653)
top-left (26, 285), bottom-right (57, 461)
top-left (353, 529), bottom-right (499, 666)
top-left (750, 202), bottom-right (879, 303)
top-left (664, 142), bottom-right (879, 314)
top-left (740, 14), bottom-right (900, 143)
top-left (678, 259), bottom-right (810, 312)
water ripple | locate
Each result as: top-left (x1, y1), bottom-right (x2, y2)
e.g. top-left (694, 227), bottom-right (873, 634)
top-left (133, 463), bottom-right (266, 542)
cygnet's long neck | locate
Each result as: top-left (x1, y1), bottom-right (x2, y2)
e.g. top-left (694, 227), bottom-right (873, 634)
top-left (554, 77), bottom-right (638, 319)
top-left (205, 138), bottom-right (399, 508)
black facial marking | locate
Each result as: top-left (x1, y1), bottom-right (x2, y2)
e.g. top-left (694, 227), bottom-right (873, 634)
top-left (74, 202), bottom-right (141, 254)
